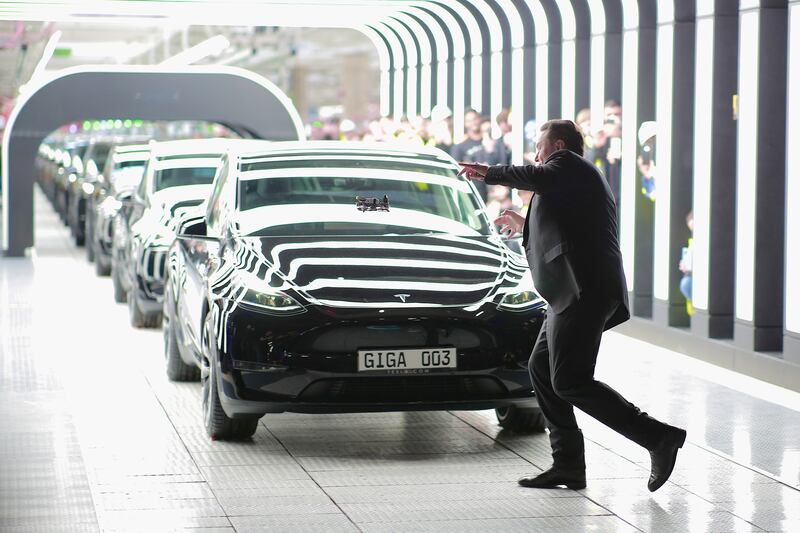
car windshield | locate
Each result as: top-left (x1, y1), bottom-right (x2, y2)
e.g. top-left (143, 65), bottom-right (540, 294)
top-left (90, 144), bottom-right (112, 167)
top-left (237, 162), bottom-right (491, 237)
top-left (154, 166), bottom-right (217, 191)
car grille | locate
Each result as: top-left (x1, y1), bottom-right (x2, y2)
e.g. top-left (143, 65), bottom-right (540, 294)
top-left (297, 375), bottom-right (506, 403)
top-left (291, 324), bottom-right (491, 352)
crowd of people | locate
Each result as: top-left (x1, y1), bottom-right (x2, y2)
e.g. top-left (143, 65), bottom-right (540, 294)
top-left (306, 100), bottom-right (634, 222)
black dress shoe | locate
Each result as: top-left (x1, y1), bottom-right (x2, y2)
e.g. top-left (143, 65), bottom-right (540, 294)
top-left (518, 467), bottom-right (586, 490)
top-left (647, 426), bottom-right (687, 492)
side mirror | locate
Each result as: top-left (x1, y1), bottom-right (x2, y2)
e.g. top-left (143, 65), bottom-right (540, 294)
top-left (178, 220), bottom-right (208, 238)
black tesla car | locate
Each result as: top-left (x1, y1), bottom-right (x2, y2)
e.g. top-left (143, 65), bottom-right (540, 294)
top-left (164, 141), bottom-right (546, 440)
top-left (68, 139), bottom-right (115, 246)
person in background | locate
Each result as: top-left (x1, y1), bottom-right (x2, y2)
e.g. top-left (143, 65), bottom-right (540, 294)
top-left (452, 109), bottom-right (488, 199)
top-left (451, 109), bottom-right (483, 160)
top-left (429, 104), bottom-right (454, 154)
top-left (575, 108), bottom-right (593, 155)
top-left (679, 211), bottom-right (694, 316)
top-left (472, 118), bottom-right (508, 166)
top-left (637, 121), bottom-right (657, 201)
top-left (496, 108), bottom-right (514, 163)
top-left (587, 101), bottom-right (622, 203)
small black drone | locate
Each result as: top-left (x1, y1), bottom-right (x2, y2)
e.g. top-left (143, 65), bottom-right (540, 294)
top-left (355, 195), bottom-right (390, 212)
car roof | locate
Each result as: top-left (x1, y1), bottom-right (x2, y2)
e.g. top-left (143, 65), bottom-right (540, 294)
top-left (233, 140), bottom-right (455, 165)
top-left (113, 143), bottom-right (150, 155)
top-left (148, 137), bottom-right (236, 158)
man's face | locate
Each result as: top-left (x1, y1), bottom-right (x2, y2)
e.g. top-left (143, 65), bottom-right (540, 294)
top-left (534, 131), bottom-right (564, 164)
top-left (465, 111), bottom-right (481, 133)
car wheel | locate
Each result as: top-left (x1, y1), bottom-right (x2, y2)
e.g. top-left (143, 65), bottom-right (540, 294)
top-left (201, 313), bottom-right (259, 441)
top-left (495, 406), bottom-right (547, 433)
top-left (164, 292), bottom-right (199, 382)
top-left (95, 252), bottom-right (111, 277)
top-left (111, 264), bottom-right (127, 303)
top-left (128, 290), bottom-right (161, 329)
top-left (86, 235), bottom-right (95, 262)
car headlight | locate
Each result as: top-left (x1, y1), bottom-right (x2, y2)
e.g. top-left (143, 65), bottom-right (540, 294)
top-left (498, 290), bottom-right (542, 310)
top-left (240, 288), bottom-right (304, 314)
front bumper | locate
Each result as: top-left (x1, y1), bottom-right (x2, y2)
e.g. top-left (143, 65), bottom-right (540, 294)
top-left (133, 245), bottom-right (169, 304)
top-left (213, 303), bottom-right (545, 417)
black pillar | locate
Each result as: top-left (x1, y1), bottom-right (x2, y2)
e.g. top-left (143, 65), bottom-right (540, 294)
top-left (690, 0), bottom-right (738, 339)
top-left (652, 1), bottom-right (696, 327)
top-left (733, 0), bottom-right (788, 351)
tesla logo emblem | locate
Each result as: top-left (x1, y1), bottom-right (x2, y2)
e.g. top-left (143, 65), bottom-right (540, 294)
top-left (394, 294), bottom-right (411, 303)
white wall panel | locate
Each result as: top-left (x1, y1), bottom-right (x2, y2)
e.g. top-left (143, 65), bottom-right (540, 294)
top-left (653, 23), bottom-right (674, 301)
top-left (691, 16), bottom-right (715, 311)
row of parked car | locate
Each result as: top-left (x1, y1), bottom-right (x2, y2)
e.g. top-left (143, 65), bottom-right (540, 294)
top-left (37, 133), bottom-right (548, 440)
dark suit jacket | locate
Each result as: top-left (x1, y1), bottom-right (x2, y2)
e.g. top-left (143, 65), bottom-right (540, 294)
top-left (485, 149), bottom-right (630, 329)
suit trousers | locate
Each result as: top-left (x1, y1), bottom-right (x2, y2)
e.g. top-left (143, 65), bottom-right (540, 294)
top-left (529, 294), bottom-right (663, 465)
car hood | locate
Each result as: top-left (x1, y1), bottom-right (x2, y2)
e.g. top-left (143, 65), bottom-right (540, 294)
top-left (152, 185), bottom-right (211, 211)
top-left (240, 234), bottom-right (528, 309)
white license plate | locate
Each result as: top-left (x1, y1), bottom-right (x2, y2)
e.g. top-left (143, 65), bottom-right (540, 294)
top-left (357, 347), bottom-right (456, 373)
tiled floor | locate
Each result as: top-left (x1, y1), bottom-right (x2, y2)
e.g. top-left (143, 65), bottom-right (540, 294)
top-left (1, 189), bottom-right (799, 532)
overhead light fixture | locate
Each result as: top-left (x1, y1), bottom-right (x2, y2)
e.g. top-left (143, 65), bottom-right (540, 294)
top-left (160, 34), bottom-right (230, 66)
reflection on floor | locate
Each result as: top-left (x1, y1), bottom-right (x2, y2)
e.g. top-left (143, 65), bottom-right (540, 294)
top-left (1, 189), bottom-right (799, 532)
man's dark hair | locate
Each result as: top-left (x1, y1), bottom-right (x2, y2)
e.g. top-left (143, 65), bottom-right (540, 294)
top-left (540, 119), bottom-right (585, 156)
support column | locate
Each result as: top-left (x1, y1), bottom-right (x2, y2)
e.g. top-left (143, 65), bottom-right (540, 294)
top-left (602, 0), bottom-right (623, 104)
top-left (541, 0), bottom-right (563, 120)
top-left (571, 0), bottom-right (592, 112)
top-left (652, 1), bottom-right (696, 327)
top-left (786, 0), bottom-right (800, 363)
top-left (733, 0), bottom-right (788, 351)
top-left (690, 0), bottom-right (738, 339)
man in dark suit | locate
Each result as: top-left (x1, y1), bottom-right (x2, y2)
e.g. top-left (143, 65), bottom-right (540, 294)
top-left (459, 119), bottom-right (686, 492)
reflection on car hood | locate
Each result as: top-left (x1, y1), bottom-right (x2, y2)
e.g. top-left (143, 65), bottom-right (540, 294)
top-left (237, 204), bottom-right (485, 237)
top-left (233, 234), bottom-right (527, 309)
top-left (152, 185), bottom-right (212, 210)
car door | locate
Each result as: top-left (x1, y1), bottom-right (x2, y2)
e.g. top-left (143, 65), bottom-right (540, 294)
top-left (179, 157), bottom-right (228, 354)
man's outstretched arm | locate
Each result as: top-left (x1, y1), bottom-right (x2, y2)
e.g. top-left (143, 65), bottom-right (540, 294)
top-left (458, 151), bottom-right (565, 194)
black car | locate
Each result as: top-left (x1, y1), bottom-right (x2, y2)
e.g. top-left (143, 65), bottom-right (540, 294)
top-left (54, 140), bottom-right (89, 223)
top-left (68, 139), bottom-right (115, 246)
top-left (90, 143), bottom-right (150, 276)
top-left (164, 141), bottom-right (547, 440)
top-left (111, 138), bottom-right (232, 326)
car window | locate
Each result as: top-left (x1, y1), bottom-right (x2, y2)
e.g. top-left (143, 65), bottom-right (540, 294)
top-left (237, 165), bottom-right (491, 237)
top-left (154, 166), bottom-right (217, 191)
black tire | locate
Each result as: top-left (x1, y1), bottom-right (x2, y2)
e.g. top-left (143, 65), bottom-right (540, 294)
top-left (202, 313), bottom-right (259, 440)
top-left (129, 290), bottom-right (162, 328)
top-left (112, 264), bottom-right (127, 303)
top-left (495, 406), bottom-right (547, 433)
top-left (164, 293), bottom-right (200, 382)
top-left (95, 252), bottom-right (111, 277)
top-left (86, 234), bottom-right (95, 262)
